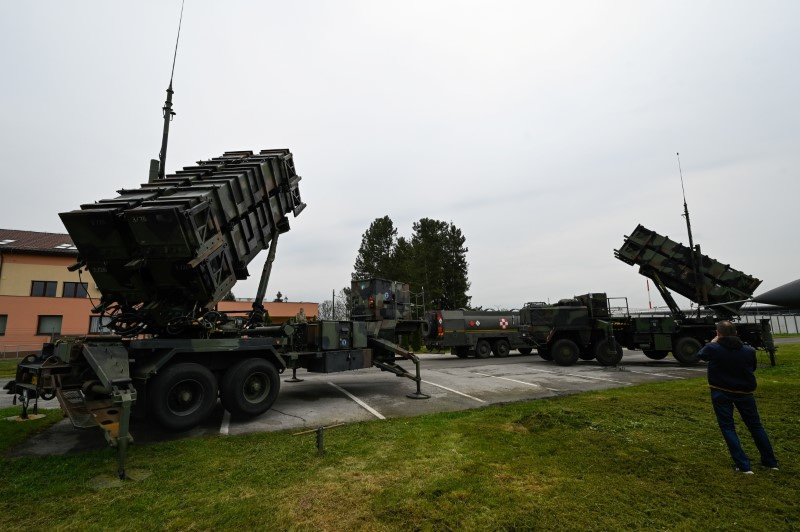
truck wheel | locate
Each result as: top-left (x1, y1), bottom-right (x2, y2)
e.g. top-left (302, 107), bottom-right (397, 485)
top-left (492, 339), bottom-right (511, 357)
top-left (454, 347), bottom-right (470, 358)
top-left (518, 347), bottom-right (533, 355)
top-left (551, 339), bottom-right (580, 366)
top-left (475, 339), bottom-right (492, 358)
top-left (643, 350), bottom-right (668, 360)
top-left (595, 339), bottom-right (623, 366)
top-left (221, 358), bottom-right (281, 418)
top-left (149, 363), bottom-right (218, 431)
top-left (673, 337), bottom-right (701, 366)
top-left (538, 349), bottom-right (553, 361)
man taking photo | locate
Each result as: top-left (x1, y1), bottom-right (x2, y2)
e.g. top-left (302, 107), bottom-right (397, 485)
top-left (697, 320), bottom-right (779, 474)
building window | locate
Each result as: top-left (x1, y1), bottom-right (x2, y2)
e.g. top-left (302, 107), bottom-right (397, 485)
top-left (37, 315), bottom-right (63, 336)
top-left (31, 281), bottom-right (57, 297)
top-left (89, 316), bottom-right (113, 334)
top-left (63, 282), bottom-right (89, 298)
top-left (0, 315), bottom-right (7, 335)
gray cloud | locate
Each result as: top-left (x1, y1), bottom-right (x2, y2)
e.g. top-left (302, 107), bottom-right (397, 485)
top-left (1, 0), bottom-right (797, 310)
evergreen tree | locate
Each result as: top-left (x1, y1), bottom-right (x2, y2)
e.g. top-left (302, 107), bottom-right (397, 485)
top-left (410, 218), bottom-right (470, 310)
top-left (442, 223), bottom-right (470, 309)
top-left (351, 216), bottom-right (470, 311)
top-left (352, 216), bottom-right (398, 281)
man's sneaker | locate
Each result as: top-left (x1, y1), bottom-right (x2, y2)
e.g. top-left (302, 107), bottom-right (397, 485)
top-left (734, 467), bottom-right (754, 475)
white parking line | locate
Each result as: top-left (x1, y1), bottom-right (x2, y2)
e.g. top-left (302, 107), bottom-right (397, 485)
top-left (328, 382), bottom-right (386, 420)
top-left (220, 410), bottom-right (231, 435)
top-left (528, 367), bottom-right (632, 385)
top-left (473, 372), bottom-right (563, 392)
top-left (624, 370), bottom-right (682, 379)
top-left (422, 380), bottom-right (487, 403)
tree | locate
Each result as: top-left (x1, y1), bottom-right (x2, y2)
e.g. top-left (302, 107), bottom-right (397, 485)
top-left (351, 216), bottom-right (471, 312)
top-left (273, 291), bottom-right (284, 303)
top-left (352, 216), bottom-right (397, 281)
top-left (318, 287), bottom-right (351, 320)
top-left (410, 218), bottom-right (470, 310)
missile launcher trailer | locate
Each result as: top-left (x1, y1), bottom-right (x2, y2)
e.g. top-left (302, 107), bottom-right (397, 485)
top-left (422, 309), bottom-right (531, 358)
top-left (613, 224), bottom-right (774, 365)
top-left (519, 294), bottom-right (621, 367)
top-left (8, 150), bottom-right (427, 479)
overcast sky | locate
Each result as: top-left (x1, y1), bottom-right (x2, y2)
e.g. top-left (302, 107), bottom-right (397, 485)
top-left (1, 1), bottom-right (797, 311)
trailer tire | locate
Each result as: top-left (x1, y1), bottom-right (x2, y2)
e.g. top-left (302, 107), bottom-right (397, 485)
top-left (551, 339), bottom-right (580, 366)
top-left (673, 337), bottom-right (702, 366)
top-left (493, 339), bottom-right (511, 357)
top-left (643, 350), bottom-right (669, 360)
top-left (475, 339), bottom-right (492, 358)
top-left (518, 347), bottom-right (533, 355)
top-left (221, 358), bottom-right (280, 418)
top-left (149, 363), bottom-right (218, 431)
top-left (595, 339), bottom-right (623, 366)
top-left (454, 347), bottom-right (470, 358)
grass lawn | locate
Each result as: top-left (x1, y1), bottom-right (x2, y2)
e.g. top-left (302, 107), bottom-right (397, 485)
top-left (0, 359), bottom-right (22, 379)
top-left (1, 346), bottom-right (798, 530)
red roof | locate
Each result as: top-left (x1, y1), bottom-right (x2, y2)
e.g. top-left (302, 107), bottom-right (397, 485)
top-left (0, 228), bottom-right (77, 255)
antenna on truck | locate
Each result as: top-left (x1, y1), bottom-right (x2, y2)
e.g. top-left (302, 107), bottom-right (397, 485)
top-left (150, 0), bottom-right (185, 182)
top-left (677, 152), bottom-right (705, 316)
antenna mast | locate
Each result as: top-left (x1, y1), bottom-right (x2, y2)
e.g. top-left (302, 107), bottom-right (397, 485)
top-left (151, 0), bottom-right (185, 182)
top-left (677, 152), bottom-right (705, 315)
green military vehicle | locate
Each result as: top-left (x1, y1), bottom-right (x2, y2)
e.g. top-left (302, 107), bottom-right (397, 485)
top-left (519, 293), bottom-right (622, 367)
top-left (422, 309), bottom-right (531, 358)
top-left (421, 295), bottom-right (621, 366)
top-left (7, 150), bottom-right (426, 479)
top-left (613, 224), bottom-right (774, 365)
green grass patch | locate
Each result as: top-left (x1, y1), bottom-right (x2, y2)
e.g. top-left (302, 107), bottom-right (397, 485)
top-left (2, 347), bottom-right (799, 530)
top-left (0, 359), bottom-right (22, 379)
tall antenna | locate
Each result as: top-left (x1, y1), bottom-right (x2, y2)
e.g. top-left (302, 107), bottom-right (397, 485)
top-left (153, 0), bottom-right (185, 181)
top-left (677, 152), bottom-right (705, 314)
top-left (677, 152), bottom-right (694, 251)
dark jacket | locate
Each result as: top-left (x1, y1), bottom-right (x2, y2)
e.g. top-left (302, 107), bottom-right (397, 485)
top-left (697, 336), bottom-right (757, 394)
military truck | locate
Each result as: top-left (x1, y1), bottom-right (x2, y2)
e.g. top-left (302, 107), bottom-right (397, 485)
top-left (422, 309), bottom-right (531, 358)
top-left (519, 293), bottom-right (622, 367)
top-left (7, 150), bottom-right (426, 479)
top-left (613, 224), bottom-right (774, 364)
top-left (422, 295), bottom-right (621, 367)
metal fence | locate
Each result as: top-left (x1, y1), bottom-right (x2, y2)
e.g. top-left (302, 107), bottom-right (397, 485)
top-left (0, 344), bottom-right (41, 360)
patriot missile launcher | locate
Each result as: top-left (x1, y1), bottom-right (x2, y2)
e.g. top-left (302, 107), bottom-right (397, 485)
top-left (613, 224), bottom-right (774, 364)
top-left (8, 151), bottom-right (428, 479)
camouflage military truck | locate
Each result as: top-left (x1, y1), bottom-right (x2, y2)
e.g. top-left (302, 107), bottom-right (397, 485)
top-left (613, 224), bottom-right (774, 365)
top-left (519, 293), bottom-right (622, 367)
top-left (7, 150), bottom-right (426, 479)
top-left (422, 309), bottom-right (532, 358)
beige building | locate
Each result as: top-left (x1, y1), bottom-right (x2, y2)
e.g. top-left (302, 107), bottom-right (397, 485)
top-left (0, 228), bottom-right (318, 358)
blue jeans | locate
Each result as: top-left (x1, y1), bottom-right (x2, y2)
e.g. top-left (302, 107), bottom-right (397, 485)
top-left (711, 389), bottom-right (778, 471)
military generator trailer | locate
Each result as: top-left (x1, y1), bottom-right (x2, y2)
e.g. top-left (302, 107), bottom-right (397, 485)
top-left (614, 224), bottom-right (775, 365)
top-left (423, 310), bottom-right (532, 358)
top-left (7, 150), bottom-right (427, 480)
